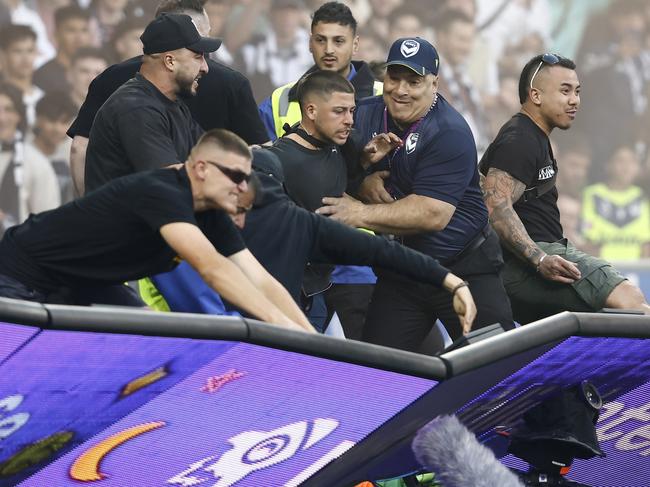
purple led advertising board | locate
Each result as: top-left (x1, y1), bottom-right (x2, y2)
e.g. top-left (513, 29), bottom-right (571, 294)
top-left (456, 336), bottom-right (650, 487)
top-left (0, 322), bottom-right (437, 486)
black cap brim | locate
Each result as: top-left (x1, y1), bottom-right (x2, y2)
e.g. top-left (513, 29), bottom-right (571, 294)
top-left (187, 36), bottom-right (222, 53)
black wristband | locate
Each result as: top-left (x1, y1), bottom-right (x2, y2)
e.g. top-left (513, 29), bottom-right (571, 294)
top-left (451, 280), bottom-right (469, 295)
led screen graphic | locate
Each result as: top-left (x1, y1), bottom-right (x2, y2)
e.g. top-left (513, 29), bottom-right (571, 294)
top-left (0, 322), bottom-right (437, 486)
top-left (456, 336), bottom-right (650, 487)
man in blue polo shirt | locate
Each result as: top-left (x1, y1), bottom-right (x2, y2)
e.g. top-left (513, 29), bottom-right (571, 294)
top-left (318, 37), bottom-right (514, 352)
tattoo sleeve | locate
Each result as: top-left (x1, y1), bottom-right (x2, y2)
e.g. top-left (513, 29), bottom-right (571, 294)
top-left (481, 168), bottom-right (544, 266)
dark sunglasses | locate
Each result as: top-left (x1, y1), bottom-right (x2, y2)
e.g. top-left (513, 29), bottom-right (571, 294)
top-left (203, 159), bottom-right (251, 185)
top-left (529, 53), bottom-right (560, 90)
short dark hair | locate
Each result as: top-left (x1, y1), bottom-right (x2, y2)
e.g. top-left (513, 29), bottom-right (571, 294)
top-left (35, 92), bottom-right (78, 121)
top-left (518, 54), bottom-right (576, 104)
top-left (0, 82), bottom-right (26, 133)
top-left (54, 5), bottom-right (90, 29)
top-left (311, 1), bottom-right (357, 33)
top-left (155, 0), bottom-right (205, 17)
top-left (196, 128), bottom-right (252, 160)
top-left (71, 46), bottom-right (110, 66)
top-left (0, 24), bottom-right (37, 50)
top-left (296, 70), bottom-right (355, 109)
top-left (433, 8), bottom-right (473, 33)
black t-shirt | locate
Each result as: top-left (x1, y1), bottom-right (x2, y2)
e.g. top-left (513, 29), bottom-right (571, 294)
top-left (479, 113), bottom-right (563, 242)
top-left (0, 168), bottom-right (245, 292)
top-left (67, 56), bottom-right (268, 145)
top-left (268, 137), bottom-right (348, 212)
top-left (85, 73), bottom-right (203, 192)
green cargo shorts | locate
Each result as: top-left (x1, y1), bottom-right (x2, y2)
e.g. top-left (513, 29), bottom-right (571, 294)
top-left (502, 239), bottom-right (626, 324)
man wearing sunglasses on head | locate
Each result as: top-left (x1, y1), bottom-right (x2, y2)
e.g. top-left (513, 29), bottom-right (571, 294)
top-left (479, 54), bottom-right (650, 323)
top-left (0, 129), bottom-right (316, 334)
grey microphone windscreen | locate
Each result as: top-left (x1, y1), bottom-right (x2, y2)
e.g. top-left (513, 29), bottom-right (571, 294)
top-left (412, 415), bottom-right (523, 487)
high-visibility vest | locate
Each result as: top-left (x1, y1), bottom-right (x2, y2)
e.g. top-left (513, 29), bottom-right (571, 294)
top-left (270, 80), bottom-right (383, 139)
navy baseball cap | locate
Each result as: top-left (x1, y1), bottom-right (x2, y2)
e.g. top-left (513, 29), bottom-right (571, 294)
top-left (385, 37), bottom-right (439, 76)
top-left (141, 13), bottom-right (221, 55)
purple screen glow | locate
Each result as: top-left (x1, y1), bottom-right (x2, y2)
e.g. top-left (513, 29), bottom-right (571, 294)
top-left (0, 322), bottom-right (436, 486)
top-left (457, 336), bottom-right (650, 487)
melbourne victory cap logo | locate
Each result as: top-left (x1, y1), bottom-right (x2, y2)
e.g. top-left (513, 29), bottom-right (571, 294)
top-left (401, 39), bottom-right (420, 58)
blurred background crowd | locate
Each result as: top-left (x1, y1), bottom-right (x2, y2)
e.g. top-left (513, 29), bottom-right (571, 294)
top-left (0, 0), bottom-right (649, 260)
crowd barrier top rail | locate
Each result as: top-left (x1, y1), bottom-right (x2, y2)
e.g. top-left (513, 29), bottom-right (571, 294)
top-left (2, 297), bottom-right (649, 381)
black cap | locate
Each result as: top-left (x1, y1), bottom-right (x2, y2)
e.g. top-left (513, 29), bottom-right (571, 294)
top-left (140, 13), bottom-right (221, 55)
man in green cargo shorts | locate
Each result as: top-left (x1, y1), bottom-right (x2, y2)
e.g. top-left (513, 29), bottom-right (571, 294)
top-left (479, 53), bottom-right (649, 323)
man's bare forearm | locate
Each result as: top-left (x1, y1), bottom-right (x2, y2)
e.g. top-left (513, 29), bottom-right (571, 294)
top-left (360, 195), bottom-right (454, 235)
top-left (482, 168), bottom-right (543, 266)
top-left (70, 136), bottom-right (88, 197)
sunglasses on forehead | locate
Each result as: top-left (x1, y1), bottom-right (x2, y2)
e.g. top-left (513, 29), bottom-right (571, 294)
top-left (202, 159), bottom-right (251, 184)
top-left (529, 53), bottom-right (560, 90)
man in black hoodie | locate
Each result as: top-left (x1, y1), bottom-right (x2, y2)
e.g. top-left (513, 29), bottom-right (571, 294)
top-left (258, 1), bottom-right (382, 141)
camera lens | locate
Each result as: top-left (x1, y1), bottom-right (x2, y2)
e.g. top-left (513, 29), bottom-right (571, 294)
top-left (580, 380), bottom-right (602, 410)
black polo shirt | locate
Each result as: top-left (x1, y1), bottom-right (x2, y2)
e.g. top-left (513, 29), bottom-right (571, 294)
top-left (85, 73), bottom-right (203, 192)
top-left (67, 56), bottom-right (268, 145)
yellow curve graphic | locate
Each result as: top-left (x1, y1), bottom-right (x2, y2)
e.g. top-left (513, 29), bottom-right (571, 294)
top-left (69, 421), bottom-right (165, 482)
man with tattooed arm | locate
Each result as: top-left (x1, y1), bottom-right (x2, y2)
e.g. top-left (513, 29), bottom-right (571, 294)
top-left (479, 54), bottom-right (650, 324)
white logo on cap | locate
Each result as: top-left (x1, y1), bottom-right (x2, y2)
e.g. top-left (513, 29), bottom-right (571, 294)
top-left (400, 40), bottom-right (420, 58)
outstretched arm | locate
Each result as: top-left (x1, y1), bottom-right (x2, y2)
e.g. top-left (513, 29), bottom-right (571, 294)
top-left (311, 216), bottom-right (476, 333)
top-left (481, 167), bottom-right (580, 283)
top-left (160, 222), bottom-right (315, 333)
top-left (228, 249), bottom-right (315, 332)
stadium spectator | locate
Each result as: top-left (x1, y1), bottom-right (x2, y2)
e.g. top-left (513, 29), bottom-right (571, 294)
top-left (434, 9), bottom-right (491, 155)
top-left (34, 6), bottom-right (93, 95)
top-left (2, 0), bottom-right (55, 66)
top-left (87, 0), bottom-right (128, 46)
top-left (318, 37), bottom-right (515, 352)
top-left (0, 24), bottom-right (43, 128)
top-left (204, 0), bottom-right (235, 65)
top-left (479, 54), bottom-right (650, 324)
top-left (574, 0), bottom-right (650, 185)
top-left (108, 16), bottom-right (147, 63)
top-left (66, 47), bottom-right (109, 109)
top-left (0, 82), bottom-right (59, 236)
top-left (555, 138), bottom-right (592, 200)
top-left (259, 2), bottom-right (383, 335)
top-left (258, 1), bottom-right (382, 141)
top-left (355, 26), bottom-right (386, 70)
top-left (582, 145), bottom-right (650, 260)
top-left (387, 5), bottom-right (428, 42)
top-left (362, 0), bottom-right (403, 46)
top-left (236, 0), bottom-right (312, 102)
top-left (475, 0), bottom-right (551, 61)
top-left (67, 0), bottom-right (269, 196)
top-left (84, 13), bottom-right (216, 192)
top-left (267, 70), bottom-right (375, 335)
top-left (0, 129), bottom-right (316, 334)
top-left (26, 92), bottom-right (77, 203)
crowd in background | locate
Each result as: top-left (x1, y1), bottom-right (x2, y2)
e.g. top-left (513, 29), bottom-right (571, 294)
top-left (0, 0), bottom-right (649, 260)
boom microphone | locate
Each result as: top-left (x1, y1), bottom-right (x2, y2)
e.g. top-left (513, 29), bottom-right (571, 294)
top-left (412, 415), bottom-right (523, 487)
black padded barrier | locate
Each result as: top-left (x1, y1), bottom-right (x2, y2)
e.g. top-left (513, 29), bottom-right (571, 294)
top-left (0, 297), bottom-right (448, 380)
